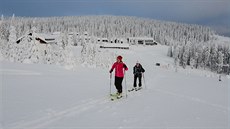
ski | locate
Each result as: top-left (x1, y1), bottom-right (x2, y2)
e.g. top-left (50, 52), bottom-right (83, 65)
top-left (128, 87), bottom-right (142, 92)
top-left (128, 88), bottom-right (135, 92)
top-left (110, 93), bottom-right (122, 101)
top-left (111, 95), bottom-right (122, 101)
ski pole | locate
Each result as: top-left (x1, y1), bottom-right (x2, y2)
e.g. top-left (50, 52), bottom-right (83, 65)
top-left (143, 73), bottom-right (147, 89)
top-left (110, 73), bottom-right (112, 95)
top-left (124, 70), bottom-right (128, 98)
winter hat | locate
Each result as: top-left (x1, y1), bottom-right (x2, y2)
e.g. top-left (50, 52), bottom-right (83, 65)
top-left (117, 55), bottom-right (122, 61)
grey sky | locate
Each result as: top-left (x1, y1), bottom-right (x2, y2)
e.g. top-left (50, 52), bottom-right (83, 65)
top-left (1, 0), bottom-right (230, 36)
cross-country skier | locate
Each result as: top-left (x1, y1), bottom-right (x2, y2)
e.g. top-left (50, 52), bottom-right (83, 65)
top-left (109, 55), bottom-right (128, 98)
top-left (131, 61), bottom-right (145, 91)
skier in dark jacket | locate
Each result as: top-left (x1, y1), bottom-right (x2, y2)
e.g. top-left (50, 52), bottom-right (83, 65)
top-left (131, 61), bottom-right (145, 91)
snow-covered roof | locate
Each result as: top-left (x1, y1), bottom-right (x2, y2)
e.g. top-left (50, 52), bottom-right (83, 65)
top-left (99, 38), bottom-right (108, 40)
top-left (16, 35), bottom-right (25, 42)
top-left (128, 37), bottom-right (154, 40)
top-left (17, 32), bottom-right (59, 44)
top-left (33, 33), bottom-right (46, 42)
top-left (37, 33), bottom-right (59, 40)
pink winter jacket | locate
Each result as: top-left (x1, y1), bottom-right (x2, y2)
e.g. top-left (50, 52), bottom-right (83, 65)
top-left (110, 62), bottom-right (128, 77)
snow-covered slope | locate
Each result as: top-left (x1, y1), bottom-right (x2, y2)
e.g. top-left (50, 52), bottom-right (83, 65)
top-left (1, 45), bottom-right (229, 129)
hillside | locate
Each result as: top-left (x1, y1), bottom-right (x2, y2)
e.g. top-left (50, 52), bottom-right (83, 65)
top-left (1, 45), bottom-right (229, 129)
top-left (0, 15), bottom-right (215, 45)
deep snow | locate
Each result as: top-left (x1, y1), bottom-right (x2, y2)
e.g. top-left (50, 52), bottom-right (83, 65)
top-left (1, 45), bottom-right (229, 129)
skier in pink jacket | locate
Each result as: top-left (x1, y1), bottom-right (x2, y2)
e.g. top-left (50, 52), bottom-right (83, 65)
top-left (110, 55), bottom-right (128, 96)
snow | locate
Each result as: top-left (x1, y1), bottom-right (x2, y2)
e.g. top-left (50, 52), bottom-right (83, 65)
top-left (227, 75), bottom-right (230, 79)
top-left (0, 52), bottom-right (3, 61)
top-left (100, 42), bottom-right (129, 48)
top-left (1, 45), bottom-right (229, 129)
top-left (214, 35), bottom-right (230, 45)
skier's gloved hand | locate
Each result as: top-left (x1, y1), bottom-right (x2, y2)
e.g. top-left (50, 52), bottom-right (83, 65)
top-left (109, 69), bottom-right (113, 73)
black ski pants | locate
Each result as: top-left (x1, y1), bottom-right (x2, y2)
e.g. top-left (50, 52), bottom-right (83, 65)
top-left (134, 74), bottom-right (142, 87)
top-left (115, 76), bottom-right (123, 93)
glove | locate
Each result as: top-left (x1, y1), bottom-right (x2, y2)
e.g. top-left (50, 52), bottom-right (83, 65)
top-left (109, 69), bottom-right (113, 73)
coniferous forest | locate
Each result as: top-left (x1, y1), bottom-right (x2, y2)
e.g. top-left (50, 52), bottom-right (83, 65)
top-left (0, 15), bottom-right (229, 74)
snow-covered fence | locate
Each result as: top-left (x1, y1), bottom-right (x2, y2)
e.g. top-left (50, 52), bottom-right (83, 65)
top-left (99, 43), bottom-right (129, 50)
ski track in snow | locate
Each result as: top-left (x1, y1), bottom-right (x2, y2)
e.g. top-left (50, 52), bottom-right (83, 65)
top-left (0, 69), bottom-right (41, 75)
top-left (152, 88), bottom-right (230, 112)
top-left (8, 96), bottom-right (109, 129)
top-left (7, 90), bottom-right (143, 129)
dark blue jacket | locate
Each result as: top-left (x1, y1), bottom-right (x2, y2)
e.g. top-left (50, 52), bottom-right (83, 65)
top-left (133, 64), bottom-right (145, 76)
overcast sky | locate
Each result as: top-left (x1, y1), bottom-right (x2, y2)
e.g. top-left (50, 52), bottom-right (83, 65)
top-left (1, 0), bottom-right (230, 36)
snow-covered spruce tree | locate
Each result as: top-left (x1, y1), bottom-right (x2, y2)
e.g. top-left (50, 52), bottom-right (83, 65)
top-left (7, 25), bottom-right (17, 62)
top-left (61, 32), bottom-right (68, 48)
top-left (202, 46), bottom-right (210, 69)
top-left (29, 27), bottom-right (45, 64)
top-left (55, 33), bottom-right (67, 65)
top-left (196, 44), bottom-right (204, 69)
top-left (167, 45), bottom-right (173, 57)
top-left (190, 57), bottom-right (196, 69)
top-left (29, 41), bottom-right (39, 63)
top-left (81, 39), bottom-right (98, 67)
top-left (87, 39), bottom-right (97, 66)
top-left (95, 49), bottom-right (116, 68)
top-left (42, 32), bottom-right (76, 66)
top-left (64, 39), bottom-right (77, 69)
top-left (193, 51), bottom-right (199, 69)
top-left (181, 43), bottom-right (190, 68)
top-left (217, 51), bottom-right (224, 74)
top-left (12, 40), bottom-right (21, 62)
top-left (222, 45), bottom-right (230, 72)
top-left (81, 40), bottom-right (87, 64)
top-left (0, 34), bottom-right (4, 61)
top-left (44, 44), bottom-right (61, 65)
top-left (0, 22), bottom-right (9, 46)
top-left (72, 32), bottom-right (78, 46)
top-left (173, 45), bottom-right (180, 72)
top-left (12, 33), bottom-right (33, 63)
top-left (51, 45), bottom-right (62, 65)
top-left (0, 15), bottom-right (5, 53)
top-left (80, 37), bottom-right (115, 68)
top-left (228, 49), bottom-right (230, 74)
top-left (210, 44), bottom-right (218, 72)
top-left (178, 45), bottom-right (184, 68)
top-left (44, 44), bottom-right (53, 64)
